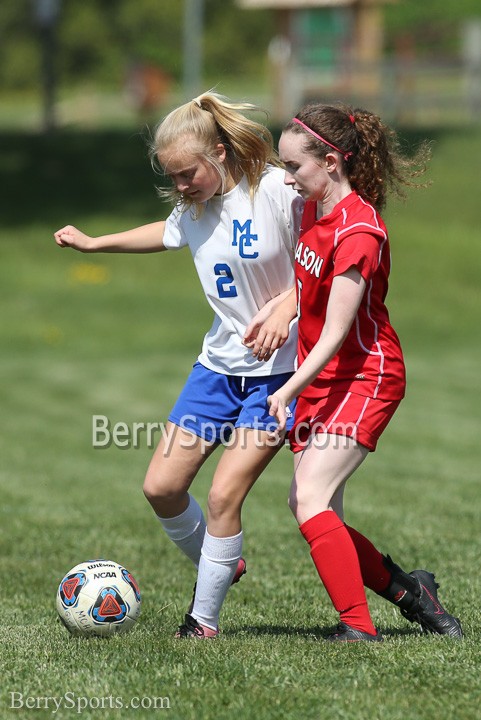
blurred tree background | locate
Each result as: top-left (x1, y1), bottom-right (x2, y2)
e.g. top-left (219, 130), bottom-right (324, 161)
top-left (385, 0), bottom-right (481, 57)
top-left (1, 0), bottom-right (480, 93)
top-left (0, 0), bottom-right (275, 93)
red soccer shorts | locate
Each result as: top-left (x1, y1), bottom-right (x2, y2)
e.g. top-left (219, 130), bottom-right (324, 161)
top-left (289, 391), bottom-right (401, 453)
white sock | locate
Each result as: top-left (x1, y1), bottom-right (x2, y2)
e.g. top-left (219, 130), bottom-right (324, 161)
top-left (192, 530), bottom-right (243, 631)
top-left (156, 495), bottom-right (206, 567)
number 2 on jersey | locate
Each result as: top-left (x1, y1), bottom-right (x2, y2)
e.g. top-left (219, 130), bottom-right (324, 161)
top-left (214, 263), bottom-right (238, 298)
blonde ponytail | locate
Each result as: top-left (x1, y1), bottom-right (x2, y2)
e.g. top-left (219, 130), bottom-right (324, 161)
top-left (151, 92), bottom-right (278, 212)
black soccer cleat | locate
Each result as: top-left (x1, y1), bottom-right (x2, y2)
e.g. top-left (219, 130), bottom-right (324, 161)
top-left (400, 570), bottom-right (463, 639)
top-left (326, 622), bottom-right (383, 643)
top-left (175, 613), bottom-right (218, 639)
top-left (378, 556), bottom-right (463, 638)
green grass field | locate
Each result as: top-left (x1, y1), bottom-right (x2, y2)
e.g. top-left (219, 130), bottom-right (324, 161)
top-left (1, 125), bottom-right (480, 720)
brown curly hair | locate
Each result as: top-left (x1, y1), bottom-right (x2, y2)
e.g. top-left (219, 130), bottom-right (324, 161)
top-left (284, 103), bottom-right (430, 211)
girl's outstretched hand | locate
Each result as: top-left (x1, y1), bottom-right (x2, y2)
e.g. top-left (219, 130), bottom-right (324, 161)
top-left (54, 225), bottom-right (96, 252)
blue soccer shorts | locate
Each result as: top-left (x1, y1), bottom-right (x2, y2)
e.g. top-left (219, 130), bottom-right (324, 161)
top-left (168, 361), bottom-right (295, 443)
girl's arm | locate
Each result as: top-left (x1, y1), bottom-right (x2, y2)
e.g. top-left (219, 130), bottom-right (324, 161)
top-left (243, 288), bottom-right (297, 361)
top-left (54, 221), bottom-right (167, 253)
top-left (268, 268), bottom-right (366, 431)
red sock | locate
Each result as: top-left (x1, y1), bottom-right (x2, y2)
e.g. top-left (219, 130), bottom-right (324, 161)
top-left (300, 511), bottom-right (376, 635)
top-left (345, 525), bottom-right (391, 593)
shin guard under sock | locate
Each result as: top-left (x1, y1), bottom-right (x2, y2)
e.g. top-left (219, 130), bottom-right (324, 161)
top-left (345, 524), bottom-right (392, 592)
top-left (157, 495), bottom-right (206, 567)
top-left (346, 525), bottom-right (420, 610)
top-left (192, 530), bottom-right (243, 631)
top-left (300, 511), bottom-right (376, 635)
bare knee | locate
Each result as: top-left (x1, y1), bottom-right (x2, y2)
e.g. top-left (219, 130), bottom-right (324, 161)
top-left (207, 484), bottom-right (245, 529)
top-left (142, 432), bottom-right (205, 515)
top-left (208, 486), bottom-right (234, 520)
top-left (143, 469), bottom-right (189, 516)
top-left (288, 481), bottom-right (328, 524)
top-left (143, 473), bottom-right (181, 504)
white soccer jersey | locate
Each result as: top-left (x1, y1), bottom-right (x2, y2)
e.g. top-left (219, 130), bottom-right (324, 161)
top-left (162, 166), bottom-right (302, 376)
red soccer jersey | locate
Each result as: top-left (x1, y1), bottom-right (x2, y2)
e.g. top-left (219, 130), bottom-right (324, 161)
top-left (295, 191), bottom-right (406, 400)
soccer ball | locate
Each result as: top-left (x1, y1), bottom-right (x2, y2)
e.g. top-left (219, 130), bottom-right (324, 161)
top-left (56, 559), bottom-right (141, 637)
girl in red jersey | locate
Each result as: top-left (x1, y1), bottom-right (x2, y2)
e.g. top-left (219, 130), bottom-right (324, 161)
top-left (261, 103), bottom-right (463, 641)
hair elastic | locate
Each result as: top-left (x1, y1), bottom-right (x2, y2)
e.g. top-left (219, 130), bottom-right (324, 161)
top-left (292, 117), bottom-right (353, 161)
top-left (349, 114), bottom-right (355, 124)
